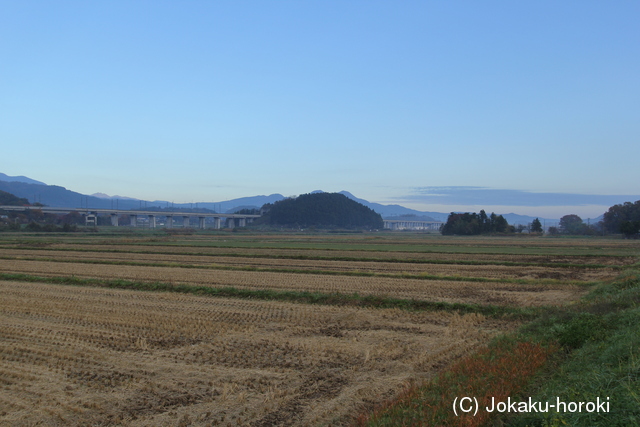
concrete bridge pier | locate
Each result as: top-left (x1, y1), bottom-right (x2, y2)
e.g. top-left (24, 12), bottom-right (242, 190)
top-left (214, 218), bottom-right (221, 229)
top-left (110, 213), bottom-right (119, 227)
top-left (239, 218), bottom-right (246, 227)
top-left (166, 215), bottom-right (173, 229)
top-left (227, 218), bottom-right (235, 229)
top-left (85, 214), bottom-right (97, 226)
top-left (182, 216), bottom-right (190, 228)
top-left (198, 217), bottom-right (206, 229)
top-left (149, 215), bottom-right (156, 228)
top-left (130, 215), bottom-right (137, 227)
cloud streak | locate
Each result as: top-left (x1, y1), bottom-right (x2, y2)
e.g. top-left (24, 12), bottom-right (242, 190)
top-left (397, 187), bottom-right (640, 207)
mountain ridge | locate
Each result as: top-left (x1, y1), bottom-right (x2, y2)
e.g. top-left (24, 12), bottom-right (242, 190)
top-left (0, 173), bottom-right (559, 224)
top-left (0, 173), bottom-right (46, 186)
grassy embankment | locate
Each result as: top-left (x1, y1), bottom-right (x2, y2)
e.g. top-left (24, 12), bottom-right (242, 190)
top-left (354, 269), bottom-right (640, 426)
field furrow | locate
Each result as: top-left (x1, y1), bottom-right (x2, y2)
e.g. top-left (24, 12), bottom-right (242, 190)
top-left (0, 248), bottom-right (619, 282)
top-left (0, 259), bottom-right (586, 306)
top-left (2, 232), bottom-right (635, 426)
top-left (0, 280), bottom-right (514, 426)
top-left (27, 242), bottom-right (637, 266)
top-left (0, 248), bottom-right (620, 281)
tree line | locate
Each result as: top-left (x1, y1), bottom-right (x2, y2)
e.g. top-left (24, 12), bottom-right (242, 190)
top-left (603, 200), bottom-right (640, 237)
top-left (441, 210), bottom-right (511, 235)
top-left (440, 199), bottom-right (640, 238)
top-left (548, 201), bottom-right (640, 237)
top-left (439, 210), bottom-right (544, 235)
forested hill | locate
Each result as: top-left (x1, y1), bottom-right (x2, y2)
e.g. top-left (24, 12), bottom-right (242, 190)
top-left (261, 193), bottom-right (384, 229)
top-left (0, 190), bottom-right (29, 206)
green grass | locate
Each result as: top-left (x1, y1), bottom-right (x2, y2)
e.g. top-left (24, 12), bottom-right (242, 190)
top-left (354, 270), bottom-right (640, 427)
top-left (510, 312), bottom-right (640, 426)
top-left (500, 271), bottom-right (640, 426)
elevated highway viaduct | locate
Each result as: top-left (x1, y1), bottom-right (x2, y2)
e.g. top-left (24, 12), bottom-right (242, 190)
top-left (0, 206), bottom-right (260, 229)
top-left (383, 219), bottom-right (443, 231)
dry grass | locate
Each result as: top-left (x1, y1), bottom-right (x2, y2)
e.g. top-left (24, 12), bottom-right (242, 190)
top-left (9, 242), bottom-right (639, 266)
top-left (0, 233), bottom-right (621, 426)
top-left (0, 259), bottom-right (587, 307)
top-left (0, 248), bottom-right (621, 281)
top-left (0, 280), bottom-right (515, 426)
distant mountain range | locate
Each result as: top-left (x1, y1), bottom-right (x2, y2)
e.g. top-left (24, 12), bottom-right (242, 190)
top-left (91, 193), bottom-right (139, 201)
top-left (0, 173), bottom-right (558, 224)
top-left (331, 191), bottom-right (449, 222)
top-left (0, 173), bottom-right (46, 186)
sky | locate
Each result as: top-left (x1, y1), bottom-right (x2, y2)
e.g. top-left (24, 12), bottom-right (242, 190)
top-left (1, 1), bottom-right (638, 219)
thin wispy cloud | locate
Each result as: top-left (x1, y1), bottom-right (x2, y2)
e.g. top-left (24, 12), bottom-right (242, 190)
top-left (397, 187), bottom-right (639, 207)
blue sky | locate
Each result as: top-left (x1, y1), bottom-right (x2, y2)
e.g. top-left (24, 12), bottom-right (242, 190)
top-left (1, 1), bottom-right (638, 218)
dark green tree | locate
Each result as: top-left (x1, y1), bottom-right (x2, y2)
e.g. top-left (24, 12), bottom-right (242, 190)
top-left (479, 210), bottom-right (489, 233)
top-left (441, 213), bottom-right (481, 235)
top-left (603, 200), bottom-right (640, 234)
top-left (441, 211), bottom-right (511, 235)
top-left (559, 214), bottom-right (585, 235)
top-left (531, 218), bottom-right (543, 233)
top-left (493, 214), bottom-right (509, 232)
top-left (619, 221), bottom-right (640, 238)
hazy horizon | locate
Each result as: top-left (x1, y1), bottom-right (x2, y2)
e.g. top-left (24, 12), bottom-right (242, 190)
top-left (1, 171), bottom-right (632, 221)
top-left (2, 2), bottom-right (638, 219)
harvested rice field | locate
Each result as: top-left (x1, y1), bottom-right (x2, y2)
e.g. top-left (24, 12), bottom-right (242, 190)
top-left (0, 259), bottom-right (587, 307)
top-left (0, 280), bottom-right (510, 426)
top-left (0, 248), bottom-right (621, 281)
top-left (0, 231), bottom-right (638, 426)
